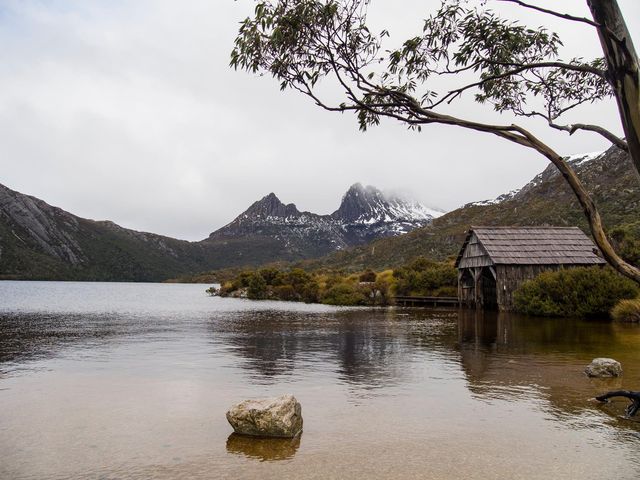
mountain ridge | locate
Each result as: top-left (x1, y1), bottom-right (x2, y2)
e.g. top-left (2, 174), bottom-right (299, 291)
top-left (0, 182), bottom-right (437, 280)
top-left (3, 146), bottom-right (636, 282)
top-left (302, 145), bottom-right (638, 272)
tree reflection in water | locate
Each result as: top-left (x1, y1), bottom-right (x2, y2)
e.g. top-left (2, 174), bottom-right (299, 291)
top-left (215, 309), bottom-right (431, 390)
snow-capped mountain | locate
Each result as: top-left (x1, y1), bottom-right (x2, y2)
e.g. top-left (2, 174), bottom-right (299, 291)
top-left (466, 151), bottom-right (606, 209)
top-left (331, 183), bottom-right (442, 224)
top-left (205, 183), bottom-right (442, 257)
top-left (315, 145), bottom-right (637, 271)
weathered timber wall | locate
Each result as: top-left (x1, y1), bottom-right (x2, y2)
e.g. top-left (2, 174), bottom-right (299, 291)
top-left (458, 233), bottom-right (493, 269)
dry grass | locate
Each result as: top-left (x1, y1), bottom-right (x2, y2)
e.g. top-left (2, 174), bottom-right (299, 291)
top-left (611, 298), bottom-right (640, 322)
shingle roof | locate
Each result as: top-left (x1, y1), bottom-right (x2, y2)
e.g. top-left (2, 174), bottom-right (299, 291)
top-left (456, 226), bottom-right (606, 266)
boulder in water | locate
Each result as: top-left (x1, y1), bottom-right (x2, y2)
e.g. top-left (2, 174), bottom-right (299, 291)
top-left (226, 394), bottom-right (303, 438)
top-left (585, 358), bottom-right (622, 378)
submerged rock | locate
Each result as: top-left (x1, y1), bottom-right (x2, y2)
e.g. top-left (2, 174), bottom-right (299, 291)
top-left (585, 358), bottom-right (622, 378)
top-left (226, 394), bottom-right (303, 438)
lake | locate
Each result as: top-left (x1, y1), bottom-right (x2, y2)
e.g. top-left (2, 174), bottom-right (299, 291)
top-left (1, 281), bottom-right (639, 479)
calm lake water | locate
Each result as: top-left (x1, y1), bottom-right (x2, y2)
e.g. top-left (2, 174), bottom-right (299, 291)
top-left (1, 281), bottom-right (639, 479)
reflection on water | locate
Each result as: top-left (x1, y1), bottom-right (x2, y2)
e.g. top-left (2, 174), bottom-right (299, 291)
top-left (217, 309), bottom-right (429, 390)
top-left (1, 281), bottom-right (640, 479)
top-left (455, 309), bottom-right (640, 422)
top-left (226, 433), bottom-right (301, 462)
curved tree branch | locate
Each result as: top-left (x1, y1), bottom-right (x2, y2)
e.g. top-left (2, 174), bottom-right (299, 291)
top-left (549, 121), bottom-right (629, 151)
top-left (429, 61), bottom-right (608, 109)
top-left (497, 0), bottom-right (601, 28)
top-left (363, 88), bottom-right (640, 283)
top-left (596, 390), bottom-right (640, 417)
top-left (295, 79), bottom-right (640, 283)
top-left (480, 59), bottom-right (608, 80)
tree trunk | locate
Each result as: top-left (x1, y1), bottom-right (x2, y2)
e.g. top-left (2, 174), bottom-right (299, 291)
top-left (519, 130), bottom-right (640, 283)
top-left (588, 0), bottom-right (640, 176)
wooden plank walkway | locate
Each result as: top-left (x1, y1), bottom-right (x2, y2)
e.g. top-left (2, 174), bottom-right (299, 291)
top-left (393, 296), bottom-right (460, 308)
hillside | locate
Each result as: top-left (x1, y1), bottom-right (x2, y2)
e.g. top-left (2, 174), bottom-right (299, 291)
top-left (303, 146), bottom-right (639, 271)
top-left (0, 182), bottom-right (438, 281)
top-left (0, 184), bottom-right (212, 281)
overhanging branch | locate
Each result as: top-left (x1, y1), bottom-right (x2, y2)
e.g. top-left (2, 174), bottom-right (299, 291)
top-left (497, 0), bottom-right (600, 28)
top-left (429, 61), bottom-right (607, 109)
top-left (549, 122), bottom-right (629, 151)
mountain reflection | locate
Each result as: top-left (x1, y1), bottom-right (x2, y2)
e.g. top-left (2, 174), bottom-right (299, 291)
top-left (216, 309), bottom-right (440, 389)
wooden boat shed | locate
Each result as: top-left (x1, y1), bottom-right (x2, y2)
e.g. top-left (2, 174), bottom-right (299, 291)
top-left (455, 226), bottom-right (606, 310)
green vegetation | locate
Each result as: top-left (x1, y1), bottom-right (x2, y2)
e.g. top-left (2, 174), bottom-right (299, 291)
top-left (220, 268), bottom-right (321, 303)
top-left (393, 258), bottom-right (457, 297)
top-left (611, 298), bottom-right (640, 322)
top-left (216, 259), bottom-right (455, 306)
top-left (610, 222), bottom-right (640, 266)
top-left (513, 267), bottom-right (639, 318)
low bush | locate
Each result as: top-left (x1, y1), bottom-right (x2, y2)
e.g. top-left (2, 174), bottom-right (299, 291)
top-left (218, 260), bottom-right (457, 306)
top-left (273, 284), bottom-right (299, 301)
top-left (320, 282), bottom-right (368, 306)
top-left (513, 267), bottom-right (639, 318)
top-left (611, 298), bottom-right (640, 322)
top-left (393, 257), bottom-right (457, 297)
top-left (247, 273), bottom-right (268, 300)
top-left (610, 222), bottom-right (640, 266)
top-left (359, 269), bottom-right (377, 283)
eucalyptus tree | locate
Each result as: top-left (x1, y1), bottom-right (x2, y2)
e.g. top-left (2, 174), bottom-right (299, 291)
top-left (231, 0), bottom-right (640, 282)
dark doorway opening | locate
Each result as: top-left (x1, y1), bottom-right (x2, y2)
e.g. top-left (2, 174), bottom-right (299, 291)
top-left (480, 268), bottom-right (497, 310)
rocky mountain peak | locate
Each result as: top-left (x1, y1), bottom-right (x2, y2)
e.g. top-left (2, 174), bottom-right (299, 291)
top-left (207, 183), bottom-right (440, 246)
top-left (243, 192), bottom-right (301, 219)
top-left (331, 183), bottom-right (438, 225)
top-left (332, 183), bottom-right (386, 222)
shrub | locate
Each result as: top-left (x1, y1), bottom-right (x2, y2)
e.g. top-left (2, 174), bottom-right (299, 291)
top-left (610, 222), bottom-right (640, 266)
top-left (359, 270), bottom-right (377, 283)
top-left (433, 285), bottom-right (457, 297)
top-left (219, 281), bottom-right (236, 296)
top-left (285, 268), bottom-right (313, 289)
top-left (258, 267), bottom-right (280, 285)
top-left (247, 273), bottom-right (268, 300)
top-left (205, 286), bottom-right (219, 296)
top-left (273, 284), bottom-right (299, 301)
top-left (371, 277), bottom-right (392, 306)
top-left (513, 267), bottom-right (639, 318)
top-left (321, 282), bottom-right (368, 306)
top-left (611, 298), bottom-right (640, 322)
top-left (300, 280), bottom-right (320, 303)
top-left (393, 259), bottom-right (457, 296)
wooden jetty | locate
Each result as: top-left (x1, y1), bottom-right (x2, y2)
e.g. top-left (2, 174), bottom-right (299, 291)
top-left (394, 296), bottom-right (460, 308)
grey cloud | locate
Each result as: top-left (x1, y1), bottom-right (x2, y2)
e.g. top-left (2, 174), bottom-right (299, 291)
top-left (0, 0), bottom-right (638, 240)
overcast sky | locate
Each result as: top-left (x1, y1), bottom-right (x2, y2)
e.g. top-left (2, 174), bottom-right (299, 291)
top-left (1, 0), bottom-right (638, 240)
